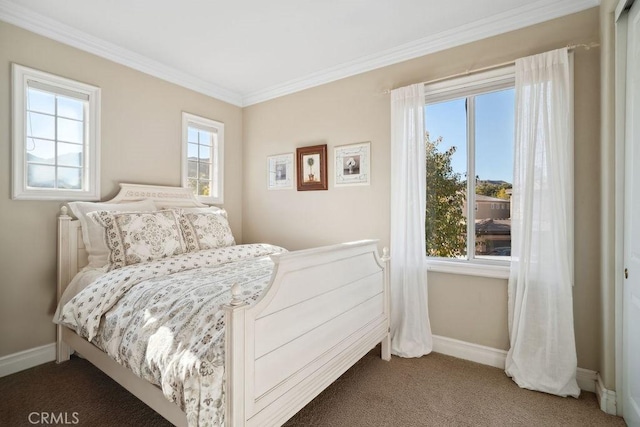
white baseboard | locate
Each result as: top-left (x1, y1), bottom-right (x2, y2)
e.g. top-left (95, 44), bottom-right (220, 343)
top-left (576, 367), bottom-right (597, 393)
top-left (432, 334), bottom-right (508, 369)
top-left (595, 373), bottom-right (618, 415)
top-left (432, 335), bottom-right (598, 393)
top-left (0, 343), bottom-right (56, 378)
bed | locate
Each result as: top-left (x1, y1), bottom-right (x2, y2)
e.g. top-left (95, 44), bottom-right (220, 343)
top-left (55, 183), bottom-right (391, 427)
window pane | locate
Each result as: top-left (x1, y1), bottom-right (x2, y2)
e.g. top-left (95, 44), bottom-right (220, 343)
top-left (27, 112), bottom-right (55, 140)
top-left (57, 166), bottom-right (82, 189)
top-left (425, 98), bottom-right (468, 258)
top-left (187, 127), bottom-right (198, 144)
top-left (27, 164), bottom-right (55, 188)
top-left (474, 88), bottom-right (514, 258)
top-left (27, 88), bottom-right (55, 115)
top-left (187, 161), bottom-right (198, 179)
top-left (57, 117), bottom-right (83, 143)
top-left (57, 96), bottom-right (84, 120)
top-left (198, 130), bottom-right (212, 145)
top-left (199, 144), bottom-right (211, 162)
top-left (58, 142), bottom-right (83, 167)
top-left (198, 180), bottom-right (211, 196)
top-left (187, 143), bottom-right (198, 159)
top-left (26, 138), bottom-right (55, 164)
top-left (187, 178), bottom-right (197, 194)
top-left (198, 162), bottom-right (211, 180)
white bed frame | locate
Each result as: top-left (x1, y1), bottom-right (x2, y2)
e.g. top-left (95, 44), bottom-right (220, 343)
top-left (56, 183), bottom-right (391, 427)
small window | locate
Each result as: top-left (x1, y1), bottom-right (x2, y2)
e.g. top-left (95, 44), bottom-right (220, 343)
top-left (12, 64), bottom-right (101, 200)
top-left (182, 112), bottom-right (224, 204)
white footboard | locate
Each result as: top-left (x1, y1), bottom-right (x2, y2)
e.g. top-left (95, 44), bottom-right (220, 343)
top-left (224, 240), bottom-right (391, 427)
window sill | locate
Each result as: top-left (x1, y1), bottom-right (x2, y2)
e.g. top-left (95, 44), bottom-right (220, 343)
top-left (12, 189), bottom-right (101, 201)
top-left (426, 259), bottom-right (510, 279)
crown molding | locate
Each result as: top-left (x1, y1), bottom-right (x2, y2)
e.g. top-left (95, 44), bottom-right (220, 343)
top-left (0, 0), bottom-right (243, 107)
top-left (242, 0), bottom-right (599, 106)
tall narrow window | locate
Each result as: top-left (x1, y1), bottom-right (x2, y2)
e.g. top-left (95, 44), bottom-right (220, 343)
top-left (182, 113), bottom-right (224, 204)
top-left (12, 64), bottom-right (101, 200)
top-left (424, 67), bottom-right (514, 265)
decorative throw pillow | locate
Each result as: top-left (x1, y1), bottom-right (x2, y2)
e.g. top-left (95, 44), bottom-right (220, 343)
top-left (69, 199), bottom-right (157, 268)
top-left (88, 209), bottom-right (186, 270)
top-left (179, 210), bottom-right (235, 251)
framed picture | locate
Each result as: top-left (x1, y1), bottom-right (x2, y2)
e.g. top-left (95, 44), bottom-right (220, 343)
top-left (296, 144), bottom-right (328, 191)
top-left (334, 142), bottom-right (371, 187)
top-left (267, 153), bottom-right (294, 190)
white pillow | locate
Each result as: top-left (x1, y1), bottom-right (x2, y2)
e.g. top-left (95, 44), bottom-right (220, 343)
top-left (179, 210), bottom-right (235, 251)
top-left (69, 199), bottom-right (157, 268)
top-left (179, 206), bottom-right (223, 213)
top-left (88, 209), bottom-right (186, 270)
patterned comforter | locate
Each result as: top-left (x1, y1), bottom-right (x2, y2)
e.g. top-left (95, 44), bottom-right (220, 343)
top-left (58, 244), bottom-right (286, 427)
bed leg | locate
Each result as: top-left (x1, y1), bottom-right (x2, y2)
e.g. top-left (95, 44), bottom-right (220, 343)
top-left (56, 325), bottom-right (71, 363)
top-left (381, 333), bottom-right (391, 361)
top-left (380, 246), bottom-right (391, 362)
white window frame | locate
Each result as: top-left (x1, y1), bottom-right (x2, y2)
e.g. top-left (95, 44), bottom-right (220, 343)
top-left (181, 112), bottom-right (224, 204)
top-left (424, 66), bottom-right (515, 279)
top-left (12, 64), bottom-right (101, 200)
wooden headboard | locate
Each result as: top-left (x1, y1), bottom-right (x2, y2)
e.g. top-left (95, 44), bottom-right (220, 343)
top-left (57, 183), bottom-right (213, 302)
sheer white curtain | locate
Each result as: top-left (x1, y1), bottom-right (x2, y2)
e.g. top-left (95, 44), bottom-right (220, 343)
top-left (506, 47), bottom-right (579, 397)
top-left (389, 84), bottom-right (433, 358)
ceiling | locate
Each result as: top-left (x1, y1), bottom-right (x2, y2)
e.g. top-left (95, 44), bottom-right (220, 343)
top-left (1, 0), bottom-right (598, 106)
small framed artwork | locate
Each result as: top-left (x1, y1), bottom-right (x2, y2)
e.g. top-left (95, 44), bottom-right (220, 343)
top-left (267, 153), bottom-right (294, 190)
top-left (296, 144), bottom-right (328, 191)
top-left (334, 142), bottom-right (371, 187)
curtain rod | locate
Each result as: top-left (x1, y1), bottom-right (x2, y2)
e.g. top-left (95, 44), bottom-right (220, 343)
top-left (381, 42), bottom-right (600, 94)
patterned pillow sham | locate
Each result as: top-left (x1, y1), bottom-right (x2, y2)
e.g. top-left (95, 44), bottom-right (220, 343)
top-left (88, 209), bottom-right (187, 270)
top-left (68, 199), bottom-right (157, 268)
top-left (179, 210), bottom-right (236, 251)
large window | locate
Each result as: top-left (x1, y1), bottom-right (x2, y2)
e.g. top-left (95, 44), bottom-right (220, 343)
top-left (424, 67), bottom-right (515, 266)
top-left (12, 64), bottom-right (101, 200)
top-left (182, 112), bottom-right (224, 204)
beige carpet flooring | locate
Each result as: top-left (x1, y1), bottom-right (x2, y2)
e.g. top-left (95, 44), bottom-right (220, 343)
top-left (0, 349), bottom-right (625, 426)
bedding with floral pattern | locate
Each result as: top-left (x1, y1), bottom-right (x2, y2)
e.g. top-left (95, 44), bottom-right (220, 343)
top-left (57, 243), bottom-right (286, 427)
top-left (88, 209), bottom-right (187, 270)
top-left (180, 210), bottom-right (236, 251)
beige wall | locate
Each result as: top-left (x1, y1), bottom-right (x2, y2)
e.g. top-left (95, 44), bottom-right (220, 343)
top-left (243, 9), bottom-right (602, 370)
top-left (0, 21), bottom-right (243, 357)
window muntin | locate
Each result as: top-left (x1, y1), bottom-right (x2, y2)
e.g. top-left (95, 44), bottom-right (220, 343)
top-left (182, 113), bottom-right (224, 204)
top-left (424, 67), bottom-right (514, 264)
top-left (12, 64), bottom-right (100, 200)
